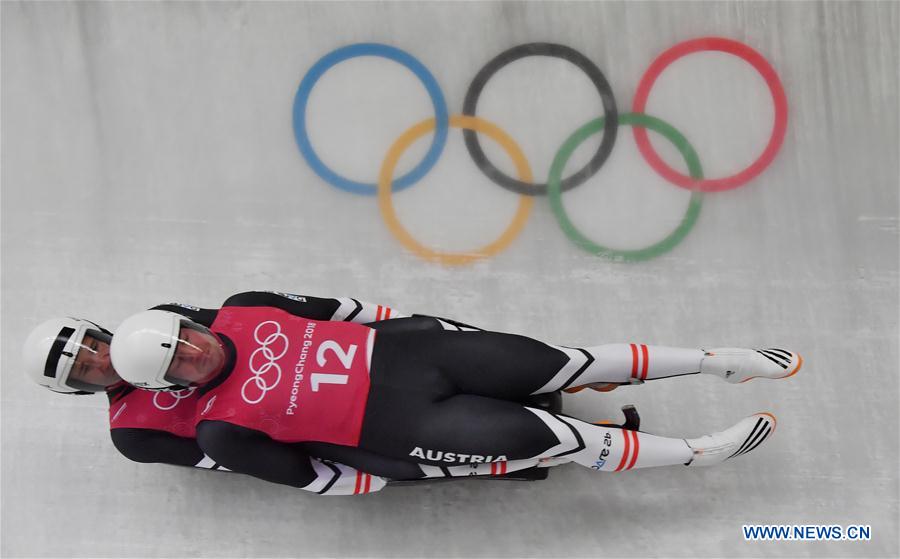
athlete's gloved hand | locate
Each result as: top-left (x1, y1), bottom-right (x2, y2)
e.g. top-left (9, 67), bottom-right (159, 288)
top-left (303, 458), bottom-right (386, 496)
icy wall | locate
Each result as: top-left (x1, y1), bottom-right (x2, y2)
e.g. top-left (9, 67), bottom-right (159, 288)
top-left (2, 1), bottom-right (898, 557)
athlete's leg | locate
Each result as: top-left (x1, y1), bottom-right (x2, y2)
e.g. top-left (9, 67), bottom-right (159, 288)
top-left (360, 367), bottom-right (678, 471)
top-left (416, 457), bottom-right (543, 479)
top-left (536, 343), bottom-right (704, 392)
top-left (559, 346), bottom-right (803, 389)
top-left (299, 442), bottom-right (428, 479)
top-left (378, 329), bottom-right (703, 398)
top-left (361, 389), bottom-right (560, 462)
top-left (360, 389), bottom-right (775, 471)
top-left (377, 328), bottom-right (801, 397)
top-left (300, 441), bottom-right (541, 480)
top-left (525, 407), bottom-right (778, 470)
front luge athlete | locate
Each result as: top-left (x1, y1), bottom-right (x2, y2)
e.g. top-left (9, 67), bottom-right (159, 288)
top-left (110, 291), bottom-right (802, 496)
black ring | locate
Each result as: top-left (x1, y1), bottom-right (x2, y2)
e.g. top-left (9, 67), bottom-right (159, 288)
top-left (462, 43), bottom-right (618, 196)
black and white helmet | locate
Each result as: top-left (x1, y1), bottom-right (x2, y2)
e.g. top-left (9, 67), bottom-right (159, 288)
top-left (110, 310), bottom-right (210, 390)
top-left (22, 317), bottom-right (113, 394)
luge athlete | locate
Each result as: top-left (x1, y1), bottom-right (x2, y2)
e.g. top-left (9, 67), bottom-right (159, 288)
top-left (22, 295), bottom-right (549, 492)
top-left (22, 315), bottom-right (219, 468)
top-left (20, 295), bottom-right (410, 474)
top-left (109, 291), bottom-right (802, 496)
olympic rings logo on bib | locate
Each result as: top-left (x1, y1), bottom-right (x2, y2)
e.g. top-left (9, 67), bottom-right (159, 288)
top-left (242, 321), bottom-right (289, 405)
top-left (293, 38), bottom-right (787, 265)
top-left (152, 386), bottom-right (197, 411)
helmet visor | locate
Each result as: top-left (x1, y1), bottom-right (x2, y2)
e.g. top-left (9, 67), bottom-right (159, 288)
top-left (162, 321), bottom-right (223, 388)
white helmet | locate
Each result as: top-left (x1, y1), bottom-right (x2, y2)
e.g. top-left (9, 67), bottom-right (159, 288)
top-left (111, 310), bottom-right (212, 390)
top-left (22, 317), bottom-right (114, 394)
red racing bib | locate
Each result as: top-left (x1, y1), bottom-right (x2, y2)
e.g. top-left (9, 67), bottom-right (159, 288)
top-left (197, 306), bottom-right (375, 446)
top-left (108, 387), bottom-right (200, 438)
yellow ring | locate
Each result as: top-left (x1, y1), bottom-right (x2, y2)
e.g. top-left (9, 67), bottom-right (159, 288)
top-left (377, 114), bottom-right (534, 266)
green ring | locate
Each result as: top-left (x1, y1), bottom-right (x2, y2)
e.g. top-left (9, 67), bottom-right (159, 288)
top-left (548, 113), bottom-right (704, 262)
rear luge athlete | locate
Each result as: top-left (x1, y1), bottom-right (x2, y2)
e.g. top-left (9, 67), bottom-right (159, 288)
top-left (109, 292), bottom-right (802, 496)
top-left (22, 315), bottom-right (219, 468)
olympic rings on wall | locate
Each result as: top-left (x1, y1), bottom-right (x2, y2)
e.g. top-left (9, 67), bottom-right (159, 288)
top-left (293, 38), bottom-right (787, 264)
top-left (462, 43), bottom-right (618, 196)
top-left (548, 113), bottom-right (704, 262)
top-left (378, 115), bottom-right (534, 266)
top-left (293, 43), bottom-right (449, 196)
top-left (631, 37), bottom-right (788, 192)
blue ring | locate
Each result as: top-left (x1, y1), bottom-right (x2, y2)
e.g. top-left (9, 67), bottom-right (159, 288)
top-left (293, 43), bottom-right (449, 196)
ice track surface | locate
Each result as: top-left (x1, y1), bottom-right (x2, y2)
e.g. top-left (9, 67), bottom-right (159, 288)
top-left (2, 2), bottom-right (898, 557)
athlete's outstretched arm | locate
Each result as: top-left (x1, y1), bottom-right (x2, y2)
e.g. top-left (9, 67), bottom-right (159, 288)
top-left (110, 428), bottom-right (225, 470)
top-left (196, 420), bottom-right (385, 495)
top-left (159, 292), bottom-right (483, 331)
top-left (220, 291), bottom-right (408, 324)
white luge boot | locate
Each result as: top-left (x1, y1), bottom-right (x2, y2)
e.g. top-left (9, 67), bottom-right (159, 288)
top-left (700, 348), bottom-right (803, 383)
top-left (685, 413), bottom-right (777, 467)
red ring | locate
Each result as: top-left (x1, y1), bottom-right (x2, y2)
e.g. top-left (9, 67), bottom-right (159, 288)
top-left (632, 37), bottom-right (788, 192)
